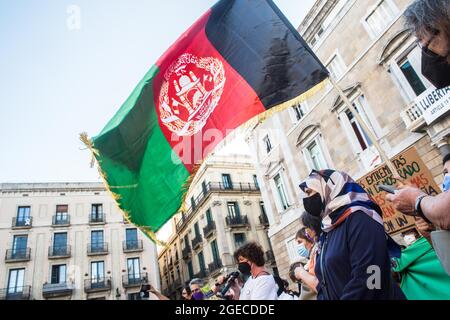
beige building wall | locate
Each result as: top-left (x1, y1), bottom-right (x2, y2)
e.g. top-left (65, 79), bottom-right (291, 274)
top-left (157, 154), bottom-right (276, 299)
top-left (0, 183), bottom-right (160, 300)
top-left (246, 0), bottom-right (449, 283)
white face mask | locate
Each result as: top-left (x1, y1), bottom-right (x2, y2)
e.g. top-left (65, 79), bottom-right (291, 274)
top-left (404, 234), bottom-right (417, 246)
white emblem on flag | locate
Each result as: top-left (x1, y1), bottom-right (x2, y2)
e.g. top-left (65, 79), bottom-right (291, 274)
top-left (158, 53), bottom-right (226, 136)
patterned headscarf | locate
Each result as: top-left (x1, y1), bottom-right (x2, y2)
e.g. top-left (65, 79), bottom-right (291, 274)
top-left (299, 169), bottom-right (384, 232)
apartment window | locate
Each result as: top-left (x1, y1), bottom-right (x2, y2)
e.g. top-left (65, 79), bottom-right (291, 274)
top-left (187, 261), bottom-right (194, 279)
top-left (253, 175), bottom-right (259, 188)
top-left (91, 230), bottom-right (104, 252)
top-left (51, 265), bottom-right (67, 284)
top-left (205, 209), bottom-right (213, 224)
top-left (263, 135), bottom-right (273, 154)
top-left (227, 202), bottom-right (240, 218)
top-left (292, 103), bottom-right (308, 122)
top-left (7, 268), bottom-right (25, 297)
top-left (194, 222), bottom-right (201, 238)
top-left (184, 235), bottom-right (190, 249)
top-left (326, 53), bottom-right (346, 80)
top-left (343, 107), bottom-right (373, 152)
top-left (127, 258), bottom-right (141, 282)
top-left (222, 174), bottom-right (233, 189)
top-left (274, 173), bottom-right (290, 211)
top-left (260, 201), bottom-right (267, 216)
top-left (211, 240), bottom-right (220, 263)
top-left (12, 235), bottom-right (28, 259)
top-left (201, 181), bottom-right (208, 194)
top-left (364, 0), bottom-right (398, 38)
top-left (55, 205), bottom-right (68, 222)
top-left (91, 204), bottom-right (103, 222)
top-left (190, 197), bottom-right (196, 210)
top-left (234, 233), bottom-right (246, 248)
top-left (53, 232), bottom-right (68, 255)
top-left (16, 206), bottom-right (31, 226)
top-left (305, 140), bottom-right (328, 171)
top-left (198, 251), bottom-right (206, 272)
top-left (91, 261), bottom-right (105, 285)
top-left (125, 228), bottom-right (138, 249)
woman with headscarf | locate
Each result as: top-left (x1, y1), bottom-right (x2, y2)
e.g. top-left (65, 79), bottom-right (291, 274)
top-left (299, 169), bottom-right (406, 300)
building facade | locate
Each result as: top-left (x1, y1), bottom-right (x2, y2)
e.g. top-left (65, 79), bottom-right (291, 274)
top-left (157, 154), bottom-right (276, 299)
top-left (0, 182), bottom-right (160, 300)
top-left (246, 0), bottom-right (449, 281)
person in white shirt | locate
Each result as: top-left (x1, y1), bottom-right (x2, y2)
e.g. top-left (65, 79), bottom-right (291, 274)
top-left (229, 242), bottom-right (278, 300)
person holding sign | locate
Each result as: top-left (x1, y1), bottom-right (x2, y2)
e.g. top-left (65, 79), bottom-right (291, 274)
top-left (299, 169), bottom-right (406, 300)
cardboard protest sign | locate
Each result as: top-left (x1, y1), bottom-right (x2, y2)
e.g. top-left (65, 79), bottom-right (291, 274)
top-left (357, 147), bottom-right (441, 235)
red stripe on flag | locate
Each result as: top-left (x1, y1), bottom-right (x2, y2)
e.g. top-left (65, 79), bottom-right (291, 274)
top-left (153, 10), bottom-right (265, 173)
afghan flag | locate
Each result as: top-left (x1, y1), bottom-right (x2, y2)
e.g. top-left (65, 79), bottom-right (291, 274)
top-left (81, 0), bottom-right (328, 240)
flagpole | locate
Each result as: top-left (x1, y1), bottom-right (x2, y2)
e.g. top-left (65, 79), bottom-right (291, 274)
top-left (328, 77), bottom-right (399, 179)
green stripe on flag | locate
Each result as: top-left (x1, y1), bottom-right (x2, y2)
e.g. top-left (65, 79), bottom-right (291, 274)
top-left (92, 65), bottom-right (190, 231)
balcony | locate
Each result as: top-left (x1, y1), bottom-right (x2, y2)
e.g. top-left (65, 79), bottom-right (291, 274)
top-left (182, 246), bottom-right (191, 260)
top-left (193, 270), bottom-right (208, 279)
top-left (259, 214), bottom-right (269, 227)
top-left (401, 100), bottom-right (426, 132)
top-left (42, 282), bottom-right (73, 298)
top-left (87, 242), bottom-right (109, 256)
top-left (52, 214), bottom-right (70, 227)
top-left (0, 286), bottom-right (32, 300)
top-left (12, 217), bottom-right (32, 229)
top-left (265, 250), bottom-right (275, 264)
top-left (208, 260), bottom-right (223, 275)
top-left (48, 245), bottom-right (71, 259)
top-left (123, 240), bottom-right (143, 253)
top-left (89, 215), bottom-right (105, 225)
top-left (5, 248), bottom-right (31, 263)
top-left (176, 181), bottom-right (260, 232)
top-left (225, 215), bottom-right (250, 228)
top-left (203, 221), bottom-right (216, 239)
top-left (191, 235), bottom-right (203, 250)
top-left (84, 277), bottom-right (112, 293)
top-left (122, 272), bottom-right (148, 288)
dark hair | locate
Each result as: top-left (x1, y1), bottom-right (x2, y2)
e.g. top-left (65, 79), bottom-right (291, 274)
top-left (182, 286), bottom-right (191, 295)
top-left (404, 0), bottom-right (450, 40)
top-left (233, 241), bottom-right (265, 267)
top-left (443, 152), bottom-right (450, 165)
top-left (295, 227), bottom-right (312, 243)
top-left (301, 211), bottom-right (322, 239)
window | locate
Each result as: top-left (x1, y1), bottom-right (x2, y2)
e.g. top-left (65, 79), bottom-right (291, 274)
top-left (184, 235), bottom-right (190, 249)
top-left (51, 265), bottom-right (67, 284)
top-left (326, 54), bottom-right (346, 80)
top-left (128, 293), bottom-right (142, 300)
top-left (91, 230), bottom-right (104, 252)
top-left (364, 0), bottom-right (398, 38)
top-left (16, 206), bottom-right (31, 226)
top-left (274, 174), bottom-right (290, 211)
top-left (234, 233), bottom-right (246, 248)
top-left (55, 205), bottom-right (68, 222)
top-left (125, 228), bottom-right (138, 249)
top-left (344, 107), bottom-right (373, 152)
top-left (187, 261), bottom-right (194, 279)
top-left (253, 175), bottom-right (259, 188)
top-left (197, 251), bottom-right (206, 272)
top-left (211, 240), bottom-right (220, 263)
top-left (222, 174), bottom-right (233, 189)
top-left (7, 269), bottom-right (25, 297)
top-left (227, 202), bottom-right (240, 218)
top-left (260, 201), bottom-right (267, 216)
top-left (292, 103), bottom-right (308, 122)
top-left (205, 209), bottom-right (213, 224)
top-left (91, 261), bottom-right (105, 285)
top-left (263, 135), bottom-right (273, 154)
top-left (190, 197), bottom-right (196, 210)
top-left (91, 204), bottom-right (103, 222)
top-left (194, 222), bottom-right (201, 238)
top-left (53, 233), bottom-right (68, 255)
top-left (305, 140), bottom-right (328, 171)
top-left (12, 235), bottom-right (28, 259)
top-left (127, 258), bottom-right (141, 283)
top-left (201, 181), bottom-right (208, 194)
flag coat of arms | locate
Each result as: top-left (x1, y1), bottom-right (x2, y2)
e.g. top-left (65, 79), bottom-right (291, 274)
top-left (82, 0), bottom-right (328, 239)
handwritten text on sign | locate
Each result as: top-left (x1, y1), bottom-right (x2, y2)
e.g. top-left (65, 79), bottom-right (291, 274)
top-left (357, 147), bottom-right (440, 235)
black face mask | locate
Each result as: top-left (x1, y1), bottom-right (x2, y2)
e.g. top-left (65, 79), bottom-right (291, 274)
top-left (422, 47), bottom-right (450, 89)
top-left (303, 193), bottom-right (324, 217)
top-left (238, 262), bottom-right (251, 276)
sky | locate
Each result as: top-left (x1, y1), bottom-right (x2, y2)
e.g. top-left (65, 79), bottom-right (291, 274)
top-left (0, 0), bottom-right (316, 183)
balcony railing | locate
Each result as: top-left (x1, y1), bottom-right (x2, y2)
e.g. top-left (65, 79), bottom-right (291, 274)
top-left (225, 215), bottom-right (249, 227)
top-left (265, 250), bottom-right (275, 263)
top-left (122, 240), bottom-right (143, 253)
top-left (176, 182), bottom-right (260, 232)
top-left (208, 260), bottom-right (223, 275)
top-left (89, 215), bottom-right (105, 224)
top-left (259, 214), bottom-right (269, 226)
top-left (400, 100), bottom-right (426, 132)
top-left (42, 282), bottom-right (73, 298)
top-left (203, 221), bottom-right (216, 238)
top-left (52, 214), bottom-right (70, 226)
top-left (12, 217), bottom-right (32, 229)
top-left (122, 272), bottom-right (148, 288)
top-left (182, 246), bottom-right (191, 260)
top-left (191, 235), bottom-right (203, 250)
top-left (87, 242), bottom-right (109, 255)
top-left (84, 277), bottom-right (112, 293)
top-left (0, 286), bottom-right (31, 300)
top-left (5, 248), bottom-right (31, 262)
top-left (48, 245), bottom-right (71, 259)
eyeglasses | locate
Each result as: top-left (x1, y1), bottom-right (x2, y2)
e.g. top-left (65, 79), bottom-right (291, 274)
top-left (417, 29), bottom-right (440, 51)
top-left (191, 288), bottom-right (201, 293)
